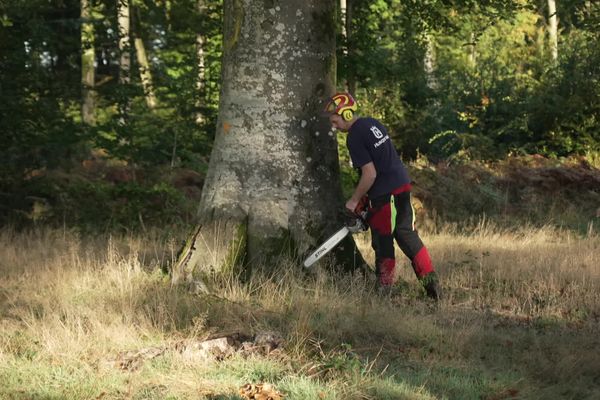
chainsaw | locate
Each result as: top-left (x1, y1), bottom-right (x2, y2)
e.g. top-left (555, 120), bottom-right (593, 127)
top-left (303, 198), bottom-right (369, 268)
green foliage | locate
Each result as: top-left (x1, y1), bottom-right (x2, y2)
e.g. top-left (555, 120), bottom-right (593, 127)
top-left (340, 0), bottom-right (599, 162)
top-left (92, 0), bottom-right (222, 166)
top-left (0, 0), bottom-right (221, 230)
top-left (0, 0), bottom-right (86, 223)
top-left (337, 134), bottom-right (359, 198)
top-left (1, 0), bottom-right (598, 231)
top-left (317, 343), bottom-right (365, 376)
top-left (12, 172), bottom-right (195, 232)
top-left (409, 155), bottom-right (600, 233)
top-left (524, 31), bottom-right (600, 156)
top-left (0, 1), bottom-right (82, 175)
top-left (426, 7), bottom-right (600, 160)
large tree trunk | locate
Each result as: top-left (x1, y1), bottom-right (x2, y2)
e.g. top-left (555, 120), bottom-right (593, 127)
top-left (172, 0), bottom-right (359, 287)
top-left (547, 0), bottom-right (558, 62)
top-left (81, 0), bottom-right (96, 125)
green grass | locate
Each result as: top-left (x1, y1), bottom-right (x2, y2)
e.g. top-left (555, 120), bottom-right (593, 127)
top-left (0, 225), bottom-right (599, 399)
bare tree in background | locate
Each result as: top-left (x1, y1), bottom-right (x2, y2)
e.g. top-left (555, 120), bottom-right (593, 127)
top-left (547, 0), bottom-right (558, 62)
top-left (117, 0), bottom-right (131, 121)
top-left (81, 0), bottom-right (96, 125)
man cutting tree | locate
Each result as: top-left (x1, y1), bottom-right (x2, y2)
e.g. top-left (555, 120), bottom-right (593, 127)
top-left (324, 92), bottom-right (441, 300)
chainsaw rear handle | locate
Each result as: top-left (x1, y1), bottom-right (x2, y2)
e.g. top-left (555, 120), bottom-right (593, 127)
top-left (343, 208), bottom-right (368, 233)
top-left (346, 217), bottom-right (367, 233)
top-left (354, 195), bottom-right (369, 215)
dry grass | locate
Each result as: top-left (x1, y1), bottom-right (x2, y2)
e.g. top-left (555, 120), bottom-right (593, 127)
top-left (0, 224), bottom-right (599, 399)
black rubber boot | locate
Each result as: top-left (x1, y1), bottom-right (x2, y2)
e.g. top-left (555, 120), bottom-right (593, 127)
top-left (420, 272), bottom-right (442, 301)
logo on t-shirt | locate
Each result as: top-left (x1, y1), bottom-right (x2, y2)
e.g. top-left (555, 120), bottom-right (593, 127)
top-left (370, 125), bottom-right (390, 148)
top-left (370, 126), bottom-right (384, 139)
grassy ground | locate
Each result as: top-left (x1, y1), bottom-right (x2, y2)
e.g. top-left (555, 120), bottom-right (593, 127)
top-left (0, 223), bottom-right (599, 400)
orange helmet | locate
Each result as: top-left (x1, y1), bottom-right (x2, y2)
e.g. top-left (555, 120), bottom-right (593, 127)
top-left (324, 92), bottom-right (357, 121)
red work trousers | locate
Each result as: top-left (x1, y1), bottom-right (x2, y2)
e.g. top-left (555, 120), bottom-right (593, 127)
top-left (367, 185), bottom-right (435, 286)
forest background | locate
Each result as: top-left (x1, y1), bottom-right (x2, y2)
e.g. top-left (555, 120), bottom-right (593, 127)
top-left (1, 1), bottom-right (600, 399)
top-left (1, 0), bottom-right (599, 232)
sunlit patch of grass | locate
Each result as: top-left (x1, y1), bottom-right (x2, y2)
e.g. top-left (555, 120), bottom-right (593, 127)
top-left (0, 225), bottom-right (599, 399)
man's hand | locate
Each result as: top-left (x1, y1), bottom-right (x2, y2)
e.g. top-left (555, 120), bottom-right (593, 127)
top-left (345, 198), bottom-right (359, 214)
top-left (346, 196), bottom-right (369, 215)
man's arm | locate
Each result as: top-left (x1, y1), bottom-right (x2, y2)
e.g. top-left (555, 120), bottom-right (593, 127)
top-left (346, 162), bottom-right (376, 212)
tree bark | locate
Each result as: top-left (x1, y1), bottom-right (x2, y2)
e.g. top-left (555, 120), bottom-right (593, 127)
top-left (346, 0), bottom-right (356, 95)
top-left (468, 32), bottom-right (477, 67)
top-left (133, 7), bottom-right (157, 110)
top-left (424, 35), bottom-right (438, 91)
top-left (81, 0), bottom-right (96, 125)
top-left (341, 0), bottom-right (356, 95)
top-left (117, 0), bottom-right (131, 124)
top-left (117, 0), bottom-right (131, 85)
top-left (195, 0), bottom-right (207, 124)
top-left (547, 0), bottom-right (558, 62)
top-left (165, 0), bottom-right (173, 31)
top-left (340, 0), bottom-right (347, 50)
top-left (172, 0), bottom-right (360, 286)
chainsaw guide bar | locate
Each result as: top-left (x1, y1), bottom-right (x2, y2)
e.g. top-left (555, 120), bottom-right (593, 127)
top-left (303, 226), bottom-right (350, 268)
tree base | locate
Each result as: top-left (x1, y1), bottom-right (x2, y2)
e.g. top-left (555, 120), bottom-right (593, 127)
top-left (171, 218), bottom-right (247, 289)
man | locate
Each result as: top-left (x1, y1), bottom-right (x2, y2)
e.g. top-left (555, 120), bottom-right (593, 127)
top-left (324, 92), bottom-right (441, 300)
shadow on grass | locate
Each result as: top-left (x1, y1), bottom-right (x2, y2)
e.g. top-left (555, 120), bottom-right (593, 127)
top-left (2, 393), bottom-right (67, 400)
top-left (132, 271), bottom-right (599, 399)
top-left (364, 306), bottom-right (600, 400)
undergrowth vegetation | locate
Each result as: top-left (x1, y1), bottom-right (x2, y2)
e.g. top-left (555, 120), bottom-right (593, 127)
top-left (9, 152), bottom-right (597, 237)
top-left (408, 155), bottom-right (600, 233)
top-left (1, 222), bottom-right (598, 399)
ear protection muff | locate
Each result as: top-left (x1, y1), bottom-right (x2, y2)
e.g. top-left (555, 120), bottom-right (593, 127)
top-left (342, 109), bottom-right (354, 121)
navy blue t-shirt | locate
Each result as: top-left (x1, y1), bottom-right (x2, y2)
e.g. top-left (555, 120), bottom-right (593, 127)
top-left (346, 117), bottom-right (410, 198)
